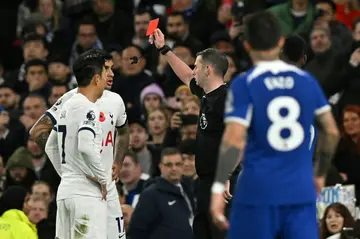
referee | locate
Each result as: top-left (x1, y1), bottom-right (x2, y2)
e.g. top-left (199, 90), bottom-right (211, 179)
top-left (150, 28), bottom-right (229, 239)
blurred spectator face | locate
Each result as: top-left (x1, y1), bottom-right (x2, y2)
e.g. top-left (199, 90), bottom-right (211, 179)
top-left (25, 65), bottom-right (48, 91)
top-left (134, 12), bottom-right (151, 38)
top-left (167, 15), bottom-right (187, 39)
top-left (182, 99), bottom-right (200, 115)
top-left (129, 123), bottom-right (148, 151)
top-left (176, 88), bottom-right (192, 103)
top-left (38, 0), bottom-right (55, 19)
top-left (110, 51), bottom-right (122, 71)
top-left (160, 153), bottom-right (184, 184)
top-left (48, 62), bottom-right (70, 81)
top-left (78, 24), bottom-right (97, 49)
top-left (121, 204), bottom-right (134, 232)
top-left (310, 29), bottom-right (331, 53)
top-left (343, 111), bottom-right (360, 136)
top-left (316, 2), bottom-right (335, 22)
top-left (27, 138), bottom-right (43, 157)
top-left (32, 183), bottom-right (52, 203)
top-left (27, 198), bottom-right (48, 224)
top-left (214, 41), bottom-right (234, 54)
top-left (181, 124), bottom-right (197, 140)
top-left (119, 156), bottom-right (141, 185)
top-left (172, 0), bottom-right (192, 11)
top-left (182, 153), bottom-right (196, 177)
top-left (23, 96), bottom-right (47, 120)
top-left (48, 85), bottom-right (67, 106)
top-left (353, 22), bottom-right (360, 41)
top-left (173, 46), bottom-right (194, 65)
top-left (0, 110), bottom-right (10, 130)
top-left (224, 55), bottom-right (237, 83)
top-left (325, 208), bottom-right (344, 234)
top-left (35, 24), bottom-right (47, 36)
top-left (23, 40), bottom-right (48, 61)
top-left (121, 47), bottom-right (145, 76)
top-left (143, 93), bottom-right (161, 112)
top-left (147, 110), bottom-right (168, 136)
top-left (10, 167), bottom-right (28, 182)
top-left (93, 0), bottom-right (114, 17)
top-left (0, 156), bottom-right (4, 176)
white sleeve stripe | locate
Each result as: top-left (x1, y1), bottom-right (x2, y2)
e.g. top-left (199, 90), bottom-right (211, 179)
top-left (315, 105), bottom-right (331, 116)
top-left (225, 117), bottom-right (250, 127)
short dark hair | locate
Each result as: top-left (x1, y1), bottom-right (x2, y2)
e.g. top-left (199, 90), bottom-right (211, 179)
top-left (244, 11), bottom-right (282, 51)
top-left (124, 150), bottom-right (139, 165)
top-left (76, 17), bottom-right (96, 33)
top-left (168, 11), bottom-right (189, 24)
top-left (316, 0), bottom-right (336, 13)
top-left (72, 49), bottom-right (111, 87)
top-left (281, 35), bottom-right (307, 64)
top-left (134, 6), bottom-right (153, 17)
top-left (22, 33), bottom-right (48, 49)
top-left (196, 48), bottom-right (228, 77)
top-left (161, 147), bottom-right (182, 162)
top-left (25, 59), bottom-right (48, 74)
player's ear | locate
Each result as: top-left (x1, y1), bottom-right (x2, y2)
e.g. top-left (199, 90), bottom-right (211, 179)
top-left (243, 41), bottom-right (251, 53)
top-left (278, 36), bottom-right (285, 49)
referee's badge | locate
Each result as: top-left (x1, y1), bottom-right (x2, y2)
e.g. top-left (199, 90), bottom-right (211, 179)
top-left (200, 113), bottom-right (208, 129)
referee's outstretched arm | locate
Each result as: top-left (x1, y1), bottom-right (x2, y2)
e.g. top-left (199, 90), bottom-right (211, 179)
top-left (150, 28), bottom-right (193, 86)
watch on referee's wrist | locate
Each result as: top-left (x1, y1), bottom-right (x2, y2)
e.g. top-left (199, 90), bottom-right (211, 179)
top-left (157, 45), bottom-right (171, 55)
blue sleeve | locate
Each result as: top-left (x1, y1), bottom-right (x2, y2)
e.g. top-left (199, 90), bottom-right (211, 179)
top-left (309, 74), bottom-right (331, 116)
top-left (224, 75), bottom-right (253, 127)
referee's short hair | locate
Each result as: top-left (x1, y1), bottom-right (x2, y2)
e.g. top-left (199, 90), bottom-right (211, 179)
top-left (196, 48), bottom-right (228, 77)
top-left (244, 11), bottom-right (282, 51)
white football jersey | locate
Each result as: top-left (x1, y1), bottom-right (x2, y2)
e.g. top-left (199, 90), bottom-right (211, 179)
top-left (47, 89), bottom-right (127, 200)
top-left (56, 93), bottom-right (104, 199)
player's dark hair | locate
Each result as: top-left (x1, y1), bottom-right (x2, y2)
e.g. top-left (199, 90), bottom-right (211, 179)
top-left (244, 11), bottom-right (282, 51)
top-left (25, 59), bottom-right (48, 74)
top-left (72, 49), bottom-right (111, 87)
top-left (281, 35), bottom-right (307, 65)
top-left (196, 48), bottom-right (229, 77)
top-left (161, 147), bottom-right (182, 162)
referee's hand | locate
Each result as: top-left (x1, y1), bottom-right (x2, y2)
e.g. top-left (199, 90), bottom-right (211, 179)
top-left (149, 29), bottom-right (165, 49)
top-left (211, 193), bottom-right (229, 230)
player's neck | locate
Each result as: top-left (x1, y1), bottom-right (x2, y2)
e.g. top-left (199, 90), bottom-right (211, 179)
top-left (78, 87), bottom-right (100, 103)
top-left (251, 50), bottom-right (280, 65)
top-left (203, 77), bottom-right (224, 94)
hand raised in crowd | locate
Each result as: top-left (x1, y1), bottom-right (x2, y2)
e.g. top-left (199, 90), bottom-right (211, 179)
top-left (170, 112), bottom-right (182, 129)
top-left (350, 48), bottom-right (360, 66)
top-left (149, 29), bottom-right (165, 49)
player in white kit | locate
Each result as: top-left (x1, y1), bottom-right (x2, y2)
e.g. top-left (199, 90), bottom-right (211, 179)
top-left (31, 49), bottom-right (129, 239)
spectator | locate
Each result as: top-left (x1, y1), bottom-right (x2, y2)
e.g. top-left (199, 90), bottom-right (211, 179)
top-left (320, 203), bottom-right (356, 239)
top-left (24, 59), bottom-right (51, 100)
top-left (128, 147), bottom-right (195, 239)
top-left (147, 108), bottom-right (169, 146)
top-left (48, 84), bottom-right (68, 106)
top-left (140, 83), bottom-right (166, 117)
top-left (119, 151), bottom-right (148, 208)
top-left (20, 94), bottom-right (47, 131)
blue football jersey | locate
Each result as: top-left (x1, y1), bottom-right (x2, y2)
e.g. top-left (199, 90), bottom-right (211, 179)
top-left (225, 60), bottom-right (330, 205)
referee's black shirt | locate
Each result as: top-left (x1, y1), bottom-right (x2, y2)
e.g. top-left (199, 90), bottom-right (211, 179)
top-left (189, 79), bottom-right (227, 179)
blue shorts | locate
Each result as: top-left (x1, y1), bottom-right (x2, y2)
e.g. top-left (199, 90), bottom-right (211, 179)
top-left (227, 203), bottom-right (318, 239)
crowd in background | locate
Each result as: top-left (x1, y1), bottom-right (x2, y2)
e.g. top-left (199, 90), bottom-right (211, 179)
top-left (1, 0), bottom-right (360, 238)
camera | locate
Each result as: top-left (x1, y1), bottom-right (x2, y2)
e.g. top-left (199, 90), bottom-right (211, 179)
top-left (180, 114), bottom-right (198, 126)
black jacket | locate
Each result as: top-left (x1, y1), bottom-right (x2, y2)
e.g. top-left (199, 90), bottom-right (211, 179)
top-left (128, 177), bottom-right (195, 239)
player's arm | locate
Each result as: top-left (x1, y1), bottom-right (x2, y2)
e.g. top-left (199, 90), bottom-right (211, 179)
top-left (314, 111), bottom-right (340, 177)
top-left (114, 96), bottom-right (130, 167)
top-left (78, 108), bottom-right (107, 185)
top-left (114, 123), bottom-right (129, 167)
top-left (45, 129), bottom-right (62, 176)
top-left (29, 114), bottom-right (53, 151)
top-left (212, 76), bottom-right (251, 192)
top-left (151, 29), bottom-right (193, 85)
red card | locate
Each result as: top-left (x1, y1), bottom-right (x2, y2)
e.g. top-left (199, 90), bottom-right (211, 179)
top-left (146, 18), bottom-right (159, 36)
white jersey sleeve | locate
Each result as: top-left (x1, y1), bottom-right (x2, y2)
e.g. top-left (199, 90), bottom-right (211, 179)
top-left (45, 88), bottom-right (78, 127)
top-left (115, 94), bottom-right (127, 128)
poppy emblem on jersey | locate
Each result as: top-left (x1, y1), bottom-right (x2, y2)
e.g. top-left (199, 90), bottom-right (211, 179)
top-left (99, 112), bottom-right (106, 122)
top-left (86, 110), bottom-right (96, 121)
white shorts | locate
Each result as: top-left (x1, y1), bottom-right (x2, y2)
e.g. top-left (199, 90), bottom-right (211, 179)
top-left (56, 197), bottom-right (107, 239)
top-left (107, 198), bottom-right (126, 239)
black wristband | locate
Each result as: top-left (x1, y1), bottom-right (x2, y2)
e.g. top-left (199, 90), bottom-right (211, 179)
top-left (158, 45), bottom-right (171, 55)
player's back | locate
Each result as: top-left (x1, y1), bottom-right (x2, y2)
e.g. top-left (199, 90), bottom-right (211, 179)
top-left (56, 93), bottom-right (103, 200)
top-left (229, 60), bottom-right (330, 205)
